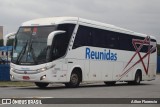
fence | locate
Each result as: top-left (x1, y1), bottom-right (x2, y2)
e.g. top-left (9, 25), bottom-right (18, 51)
top-left (0, 64), bottom-right (10, 81)
top-left (157, 56), bottom-right (160, 73)
top-left (0, 46), bottom-right (12, 81)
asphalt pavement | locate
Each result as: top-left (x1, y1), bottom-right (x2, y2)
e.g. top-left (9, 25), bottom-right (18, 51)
top-left (0, 75), bottom-right (160, 107)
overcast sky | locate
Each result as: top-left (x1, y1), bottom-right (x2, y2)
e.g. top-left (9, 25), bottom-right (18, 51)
top-left (0, 0), bottom-right (160, 43)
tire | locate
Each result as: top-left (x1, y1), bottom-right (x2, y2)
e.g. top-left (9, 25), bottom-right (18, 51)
top-left (65, 71), bottom-right (80, 88)
top-left (133, 72), bottom-right (141, 85)
top-left (35, 82), bottom-right (49, 88)
top-left (104, 81), bottom-right (116, 86)
top-left (128, 72), bottom-right (141, 85)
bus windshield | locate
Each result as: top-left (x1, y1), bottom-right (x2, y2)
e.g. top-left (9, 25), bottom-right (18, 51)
top-left (12, 24), bottom-right (75, 65)
top-left (12, 26), bottom-right (56, 65)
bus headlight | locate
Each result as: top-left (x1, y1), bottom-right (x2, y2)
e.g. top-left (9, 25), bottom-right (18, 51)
top-left (10, 67), bottom-right (15, 72)
top-left (37, 64), bottom-right (56, 72)
top-left (37, 67), bottom-right (47, 72)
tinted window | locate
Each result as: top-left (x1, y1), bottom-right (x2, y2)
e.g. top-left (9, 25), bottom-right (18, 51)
top-left (106, 31), bottom-right (119, 49)
top-left (119, 33), bottom-right (133, 51)
top-left (131, 36), bottom-right (154, 53)
top-left (73, 25), bottom-right (92, 49)
top-left (50, 24), bottom-right (75, 60)
top-left (73, 25), bottom-right (123, 50)
top-left (73, 25), bottom-right (156, 53)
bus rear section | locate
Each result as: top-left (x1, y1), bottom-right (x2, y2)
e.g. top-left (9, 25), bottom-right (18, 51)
top-left (69, 24), bottom-right (157, 86)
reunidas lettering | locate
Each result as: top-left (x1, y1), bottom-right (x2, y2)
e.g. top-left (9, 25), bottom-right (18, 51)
top-left (85, 48), bottom-right (117, 61)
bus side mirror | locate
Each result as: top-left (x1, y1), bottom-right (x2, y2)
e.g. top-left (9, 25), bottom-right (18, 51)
top-left (47, 30), bottom-right (66, 46)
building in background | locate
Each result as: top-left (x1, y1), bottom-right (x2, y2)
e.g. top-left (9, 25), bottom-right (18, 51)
top-left (0, 26), bottom-right (3, 39)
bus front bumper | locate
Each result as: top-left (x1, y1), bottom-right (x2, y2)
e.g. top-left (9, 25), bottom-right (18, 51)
top-left (10, 69), bottom-right (68, 83)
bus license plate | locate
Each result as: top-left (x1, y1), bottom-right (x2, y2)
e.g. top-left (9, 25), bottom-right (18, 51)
top-left (23, 76), bottom-right (30, 80)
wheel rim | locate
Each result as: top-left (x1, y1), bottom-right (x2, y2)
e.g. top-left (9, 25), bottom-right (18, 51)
top-left (71, 74), bottom-right (78, 85)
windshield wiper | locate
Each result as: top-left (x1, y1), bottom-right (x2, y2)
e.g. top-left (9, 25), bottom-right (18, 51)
top-left (16, 40), bottom-right (28, 64)
top-left (29, 43), bottom-right (38, 64)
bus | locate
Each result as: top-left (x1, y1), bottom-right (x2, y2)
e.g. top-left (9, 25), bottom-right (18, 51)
top-left (9, 17), bottom-right (157, 88)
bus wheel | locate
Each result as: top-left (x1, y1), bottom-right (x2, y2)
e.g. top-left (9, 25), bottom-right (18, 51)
top-left (65, 71), bottom-right (80, 88)
top-left (133, 72), bottom-right (141, 85)
top-left (35, 82), bottom-right (49, 88)
top-left (128, 72), bottom-right (141, 85)
top-left (104, 81), bottom-right (116, 86)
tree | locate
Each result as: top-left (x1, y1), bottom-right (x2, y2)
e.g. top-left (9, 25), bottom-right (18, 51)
top-left (0, 39), bottom-right (14, 46)
top-left (157, 44), bottom-right (160, 56)
top-left (0, 39), bottom-right (3, 46)
top-left (7, 39), bottom-right (14, 46)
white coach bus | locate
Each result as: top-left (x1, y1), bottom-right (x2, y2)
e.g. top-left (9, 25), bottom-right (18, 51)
top-left (10, 17), bottom-right (157, 88)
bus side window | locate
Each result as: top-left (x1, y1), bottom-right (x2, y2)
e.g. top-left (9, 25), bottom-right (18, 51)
top-left (119, 34), bottom-right (132, 51)
top-left (73, 25), bottom-right (92, 49)
top-left (106, 31), bottom-right (119, 49)
top-left (50, 24), bottom-right (75, 60)
top-left (91, 28), bottom-right (106, 48)
top-left (51, 34), bottom-right (67, 60)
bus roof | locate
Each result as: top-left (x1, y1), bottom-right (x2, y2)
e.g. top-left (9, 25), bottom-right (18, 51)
top-left (21, 17), bottom-right (156, 40)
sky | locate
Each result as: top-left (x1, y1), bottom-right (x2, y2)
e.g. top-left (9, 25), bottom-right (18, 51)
top-left (0, 0), bottom-right (160, 43)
